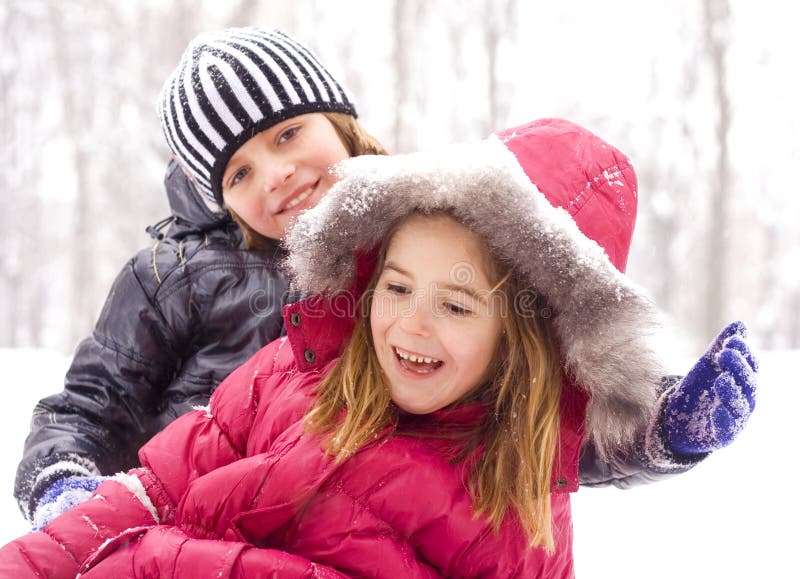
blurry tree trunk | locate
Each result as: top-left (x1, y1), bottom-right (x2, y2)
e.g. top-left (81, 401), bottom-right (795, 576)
top-left (2, 1), bottom-right (48, 346)
top-left (759, 225), bottom-right (780, 349)
top-left (46, 2), bottom-right (98, 347)
top-left (484, 0), bottom-right (517, 133)
top-left (392, 0), bottom-right (419, 153)
top-left (635, 151), bottom-right (671, 309)
top-left (791, 290), bottom-right (800, 348)
top-left (445, 8), bottom-right (471, 143)
top-left (117, 0), bottom-right (198, 246)
top-left (703, 0), bottom-right (731, 337)
top-left (0, 4), bottom-right (17, 345)
top-left (648, 55), bottom-right (701, 315)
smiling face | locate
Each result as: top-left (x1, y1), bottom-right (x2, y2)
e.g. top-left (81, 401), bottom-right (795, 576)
top-left (369, 214), bottom-right (505, 415)
top-left (221, 113), bottom-right (350, 240)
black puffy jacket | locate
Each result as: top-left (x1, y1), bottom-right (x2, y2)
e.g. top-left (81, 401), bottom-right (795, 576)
top-left (14, 163), bottom-right (289, 519)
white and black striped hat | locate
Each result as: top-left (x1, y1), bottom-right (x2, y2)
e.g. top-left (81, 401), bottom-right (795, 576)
top-left (159, 27), bottom-right (357, 211)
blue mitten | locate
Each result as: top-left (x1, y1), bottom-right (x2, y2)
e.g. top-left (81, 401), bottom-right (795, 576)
top-left (663, 321), bottom-right (758, 456)
top-left (31, 475), bottom-right (108, 532)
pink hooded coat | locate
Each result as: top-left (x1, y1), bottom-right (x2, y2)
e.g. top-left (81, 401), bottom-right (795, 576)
top-left (0, 118), bottom-right (664, 578)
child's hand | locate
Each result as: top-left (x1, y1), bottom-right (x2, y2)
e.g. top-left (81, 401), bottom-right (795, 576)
top-left (663, 321), bottom-right (758, 456)
top-left (32, 475), bottom-right (107, 531)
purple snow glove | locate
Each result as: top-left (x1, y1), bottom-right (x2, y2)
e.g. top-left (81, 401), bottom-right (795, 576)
top-left (663, 321), bottom-right (758, 456)
top-left (31, 475), bottom-right (108, 531)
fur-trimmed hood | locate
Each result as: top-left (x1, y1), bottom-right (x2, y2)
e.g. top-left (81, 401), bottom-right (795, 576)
top-left (285, 118), bottom-right (664, 457)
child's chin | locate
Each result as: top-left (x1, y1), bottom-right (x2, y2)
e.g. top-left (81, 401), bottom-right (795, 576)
top-left (391, 397), bottom-right (440, 415)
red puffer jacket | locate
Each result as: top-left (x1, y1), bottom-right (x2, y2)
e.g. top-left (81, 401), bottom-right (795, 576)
top-left (0, 119), bottom-right (664, 578)
top-left (0, 333), bottom-right (585, 578)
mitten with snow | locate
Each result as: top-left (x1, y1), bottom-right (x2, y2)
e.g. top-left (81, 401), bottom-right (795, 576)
top-left (663, 321), bottom-right (758, 456)
top-left (31, 475), bottom-right (108, 531)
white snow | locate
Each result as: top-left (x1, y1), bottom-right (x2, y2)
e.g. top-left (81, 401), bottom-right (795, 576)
top-left (109, 472), bottom-right (160, 524)
top-left (0, 348), bottom-right (71, 541)
top-left (0, 347), bottom-right (797, 578)
top-left (571, 349), bottom-right (799, 578)
top-left (192, 404), bottom-right (213, 419)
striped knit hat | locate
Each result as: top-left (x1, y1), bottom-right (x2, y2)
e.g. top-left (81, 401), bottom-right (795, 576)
top-left (158, 27), bottom-right (357, 212)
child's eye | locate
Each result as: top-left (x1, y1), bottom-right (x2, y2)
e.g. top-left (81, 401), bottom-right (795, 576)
top-left (277, 126), bottom-right (299, 144)
top-left (386, 283), bottom-right (409, 295)
top-left (229, 167), bottom-right (249, 187)
top-left (445, 302), bottom-right (472, 316)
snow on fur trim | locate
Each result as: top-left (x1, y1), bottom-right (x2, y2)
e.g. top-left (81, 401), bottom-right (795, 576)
top-left (284, 136), bottom-right (665, 456)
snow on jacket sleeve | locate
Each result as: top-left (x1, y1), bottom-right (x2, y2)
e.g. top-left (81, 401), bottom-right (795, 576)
top-left (14, 255), bottom-right (182, 520)
top-left (579, 376), bottom-right (705, 488)
top-left (0, 475), bottom-right (160, 579)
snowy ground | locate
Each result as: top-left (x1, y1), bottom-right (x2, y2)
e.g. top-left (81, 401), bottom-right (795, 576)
top-left (0, 348), bottom-right (796, 577)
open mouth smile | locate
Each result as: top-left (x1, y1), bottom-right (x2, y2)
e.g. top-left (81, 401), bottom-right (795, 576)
top-left (393, 346), bottom-right (444, 375)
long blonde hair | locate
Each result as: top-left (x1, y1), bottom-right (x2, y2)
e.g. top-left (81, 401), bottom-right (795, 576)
top-left (305, 213), bottom-right (563, 551)
top-left (230, 112), bottom-right (389, 251)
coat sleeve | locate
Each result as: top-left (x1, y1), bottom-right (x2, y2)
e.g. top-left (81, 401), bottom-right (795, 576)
top-left (14, 255), bottom-right (183, 520)
top-left (0, 476), bottom-right (160, 579)
top-left (0, 338), bottom-right (297, 578)
top-left (78, 526), bottom-right (349, 579)
top-left (578, 376), bottom-right (706, 488)
top-left (0, 472), bottom-right (346, 579)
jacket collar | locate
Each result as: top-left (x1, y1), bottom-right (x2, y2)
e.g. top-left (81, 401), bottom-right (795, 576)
top-left (159, 160), bottom-right (232, 238)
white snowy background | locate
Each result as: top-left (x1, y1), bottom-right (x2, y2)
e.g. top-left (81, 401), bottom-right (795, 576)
top-left (2, 1), bottom-right (799, 577)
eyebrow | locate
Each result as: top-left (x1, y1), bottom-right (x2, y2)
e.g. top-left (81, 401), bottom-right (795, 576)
top-left (383, 261), bottom-right (490, 304)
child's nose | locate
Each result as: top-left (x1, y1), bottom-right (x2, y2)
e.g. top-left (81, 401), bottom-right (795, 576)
top-left (398, 298), bottom-right (431, 336)
top-left (262, 160), bottom-right (296, 192)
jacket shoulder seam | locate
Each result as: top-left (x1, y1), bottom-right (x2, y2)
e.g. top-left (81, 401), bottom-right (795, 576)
top-left (92, 329), bottom-right (167, 367)
top-left (135, 232), bottom-right (265, 289)
top-left (156, 261), bottom-right (279, 303)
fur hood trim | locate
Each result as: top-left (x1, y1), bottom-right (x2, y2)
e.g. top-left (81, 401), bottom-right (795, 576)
top-left (284, 136), bottom-right (664, 456)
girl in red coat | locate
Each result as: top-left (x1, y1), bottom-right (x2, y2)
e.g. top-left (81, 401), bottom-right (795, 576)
top-left (0, 121), bottom-right (757, 577)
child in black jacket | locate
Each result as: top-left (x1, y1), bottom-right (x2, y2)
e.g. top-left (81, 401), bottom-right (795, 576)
top-left (15, 27), bottom-right (386, 528)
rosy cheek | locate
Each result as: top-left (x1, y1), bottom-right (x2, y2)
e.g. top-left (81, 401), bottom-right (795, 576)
top-left (369, 305), bottom-right (383, 338)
